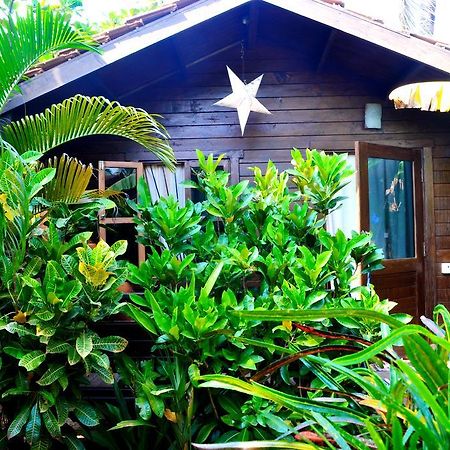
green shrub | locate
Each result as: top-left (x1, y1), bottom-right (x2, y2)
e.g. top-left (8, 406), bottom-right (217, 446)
top-left (117, 149), bottom-right (394, 448)
top-left (197, 305), bottom-right (450, 449)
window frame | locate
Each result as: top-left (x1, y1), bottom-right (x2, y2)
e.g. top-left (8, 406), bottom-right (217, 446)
top-left (98, 150), bottom-right (243, 264)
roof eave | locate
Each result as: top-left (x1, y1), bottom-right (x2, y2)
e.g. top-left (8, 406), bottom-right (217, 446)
top-left (265, 0), bottom-right (450, 74)
top-left (4, 0), bottom-right (450, 113)
top-left (3, 0), bottom-right (249, 113)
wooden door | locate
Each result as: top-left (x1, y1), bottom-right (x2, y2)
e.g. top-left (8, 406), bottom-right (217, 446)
top-left (356, 142), bottom-right (424, 318)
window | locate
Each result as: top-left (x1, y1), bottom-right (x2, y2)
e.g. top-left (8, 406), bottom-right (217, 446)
top-left (99, 151), bottom-right (242, 264)
top-left (98, 161), bottom-right (145, 264)
top-left (144, 163), bottom-right (186, 206)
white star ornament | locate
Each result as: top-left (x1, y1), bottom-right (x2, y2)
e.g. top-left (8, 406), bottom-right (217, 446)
top-left (214, 66), bottom-right (271, 135)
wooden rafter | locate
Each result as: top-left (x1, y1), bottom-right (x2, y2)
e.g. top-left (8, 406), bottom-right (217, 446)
top-left (118, 40), bottom-right (242, 100)
top-left (316, 28), bottom-right (337, 73)
top-left (246, 1), bottom-right (260, 49)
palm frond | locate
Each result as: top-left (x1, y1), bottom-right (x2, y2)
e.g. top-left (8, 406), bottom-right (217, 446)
top-left (0, 140), bottom-right (52, 283)
top-left (0, 5), bottom-right (98, 112)
top-left (2, 95), bottom-right (175, 169)
top-left (43, 153), bottom-right (93, 204)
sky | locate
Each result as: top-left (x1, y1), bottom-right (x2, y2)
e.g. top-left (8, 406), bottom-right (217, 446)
top-left (81, 0), bottom-right (450, 42)
top-left (345, 0), bottom-right (450, 42)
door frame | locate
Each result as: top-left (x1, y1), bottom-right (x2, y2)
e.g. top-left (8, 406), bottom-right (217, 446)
top-left (355, 141), bottom-right (427, 317)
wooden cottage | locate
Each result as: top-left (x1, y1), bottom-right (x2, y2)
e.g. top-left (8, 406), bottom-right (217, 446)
top-left (6, 0), bottom-right (450, 318)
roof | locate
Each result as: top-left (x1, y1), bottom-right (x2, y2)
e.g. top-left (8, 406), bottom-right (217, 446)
top-left (5, 0), bottom-right (450, 113)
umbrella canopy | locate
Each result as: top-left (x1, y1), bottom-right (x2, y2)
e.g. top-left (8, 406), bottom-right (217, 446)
top-left (389, 81), bottom-right (450, 112)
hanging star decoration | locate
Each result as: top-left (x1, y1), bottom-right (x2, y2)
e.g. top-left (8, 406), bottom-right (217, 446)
top-left (214, 66), bottom-right (271, 135)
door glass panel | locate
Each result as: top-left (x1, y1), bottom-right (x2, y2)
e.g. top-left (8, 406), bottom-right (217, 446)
top-left (368, 158), bottom-right (415, 259)
top-left (104, 167), bottom-right (137, 217)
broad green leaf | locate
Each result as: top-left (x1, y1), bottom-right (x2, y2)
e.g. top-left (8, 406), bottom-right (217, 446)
top-left (19, 351), bottom-right (46, 371)
top-left (37, 364), bottom-right (66, 386)
top-left (26, 405), bottom-right (41, 444)
top-left (7, 403), bottom-right (31, 439)
top-left (2, 387), bottom-right (31, 398)
top-left (196, 422), bottom-right (217, 444)
top-left (148, 292), bottom-right (171, 333)
top-left (110, 240), bottom-right (127, 257)
top-left (93, 365), bottom-right (114, 384)
top-left (148, 394), bottom-right (164, 418)
top-left (59, 373), bottom-right (69, 391)
top-left (74, 404), bottom-right (99, 427)
top-left (92, 336), bottom-right (128, 353)
top-left (4, 345), bottom-right (26, 359)
top-left (35, 310), bottom-right (55, 321)
top-left (67, 346), bottom-right (81, 365)
top-left (124, 304), bottom-right (157, 335)
top-left (55, 399), bottom-right (69, 427)
top-left (47, 341), bottom-right (71, 354)
top-left (76, 332), bottom-right (93, 359)
top-left (31, 439), bottom-right (50, 450)
top-left (42, 409), bottom-right (60, 438)
top-left (89, 352), bottom-right (110, 369)
top-left (202, 261), bottom-right (224, 297)
top-left (29, 168), bottom-right (56, 197)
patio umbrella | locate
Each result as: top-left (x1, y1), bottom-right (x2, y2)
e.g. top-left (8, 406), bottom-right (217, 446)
top-left (389, 81), bottom-right (450, 112)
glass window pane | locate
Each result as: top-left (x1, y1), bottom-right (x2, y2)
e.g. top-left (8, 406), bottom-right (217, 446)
top-left (368, 158), bottom-right (415, 259)
top-left (105, 167), bottom-right (137, 217)
top-left (102, 223), bottom-right (139, 265)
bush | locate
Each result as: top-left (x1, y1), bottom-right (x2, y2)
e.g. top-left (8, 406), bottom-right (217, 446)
top-left (116, 149), bottom-right (399, 448)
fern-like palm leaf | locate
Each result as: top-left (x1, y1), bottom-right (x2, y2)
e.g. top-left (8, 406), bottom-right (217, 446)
top-left (0, 5), bottom-right (97, 112)
top-left (2, 95), bottom-right (175, 169)
top-left (43, 154), bottom-right (93, 204)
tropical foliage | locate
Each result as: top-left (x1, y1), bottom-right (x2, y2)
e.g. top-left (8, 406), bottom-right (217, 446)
top-left (0, 3), bottom-right (174, 448)
top-left (110, 150), bottom-right (399, 449)
top-left (2, 3), bottom-right (449, 450)
top-left (197, 305), bottom-right (450, 449)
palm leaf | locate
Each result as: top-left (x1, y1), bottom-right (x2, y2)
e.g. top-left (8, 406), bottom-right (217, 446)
top-left (43, 154), bottom-right (93, 204)
top-left (2, 95), bottom-right (175, 169)
top-left (0, 5), bottom-right (97, 112)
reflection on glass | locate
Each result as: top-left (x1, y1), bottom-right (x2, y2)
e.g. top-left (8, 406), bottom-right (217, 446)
top-left (103, 223), bottom-right (139, 265)
top-left (368, 158), bottom-right (415, 259)
top-left (105, 167), bottom-right (137, 217)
